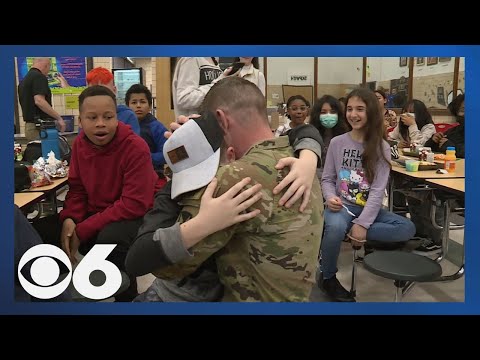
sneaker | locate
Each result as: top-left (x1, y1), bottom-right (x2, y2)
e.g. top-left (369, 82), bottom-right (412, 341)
top-left (412, 238), bottom-right (442, 255)
top-left (318, 273), bottom-right (356, 302)
top-left (403, 237), bottom-right (425, 252)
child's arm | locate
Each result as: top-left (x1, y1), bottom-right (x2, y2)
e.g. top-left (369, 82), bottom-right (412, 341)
top-left (409, 123), bottom-right (436, 146)
top-left (125, 178), bottom-right (262, 276)
top-left (59, 140), bottom-right (88, 225)
top-left (122, 109), bottom-right (140, 135)
top-left (150, 119), bottom-right (168, 168)
top-left (74, 144), bottom-right (156, 242)
top-left (321, 137), bottom-right (339, 202)
top-left (387, 123), bottom-right (400, 141)
top-left (273, 124), bottom-right (322, 211)
top-left (125, 181), bottom-right (182, 276)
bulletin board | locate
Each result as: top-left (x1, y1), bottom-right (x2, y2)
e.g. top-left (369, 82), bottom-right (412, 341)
top-left (282, 85), bottom-right (314, 106)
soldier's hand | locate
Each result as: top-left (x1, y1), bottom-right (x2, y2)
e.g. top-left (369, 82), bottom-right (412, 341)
top-left (273, 149), bottom-right (317, 212)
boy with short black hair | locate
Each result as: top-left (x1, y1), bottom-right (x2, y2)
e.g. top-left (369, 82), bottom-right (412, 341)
top-left (59, 85), bottom-right (165, 301)
top-left (126, 84), bottom-right (168, 177)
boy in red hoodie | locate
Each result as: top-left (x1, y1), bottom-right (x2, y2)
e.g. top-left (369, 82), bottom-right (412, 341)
top-left (59, 85), bottom-right (165, 301)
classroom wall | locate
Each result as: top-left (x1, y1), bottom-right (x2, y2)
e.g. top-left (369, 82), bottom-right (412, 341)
top-left (15, 57), bottom-right (157, 135)
top-left (15, 57), bottom-right (464, 135)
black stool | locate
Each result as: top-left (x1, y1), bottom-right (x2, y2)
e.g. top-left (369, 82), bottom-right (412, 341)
top-left (349, 241), bottom-right (407, 297)
top-left (363, 251), bottom-right (442, 301)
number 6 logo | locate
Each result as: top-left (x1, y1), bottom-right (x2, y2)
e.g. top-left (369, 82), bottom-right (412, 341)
top-left (18, 244), bottom-right (122, 300)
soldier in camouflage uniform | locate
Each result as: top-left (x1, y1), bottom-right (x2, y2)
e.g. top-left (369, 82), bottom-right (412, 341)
top-left (153, 77), bottom-right (324, 301)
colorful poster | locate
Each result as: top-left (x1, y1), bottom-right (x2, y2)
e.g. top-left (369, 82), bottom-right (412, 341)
top-left (16, 57), bottom-right (87, 94)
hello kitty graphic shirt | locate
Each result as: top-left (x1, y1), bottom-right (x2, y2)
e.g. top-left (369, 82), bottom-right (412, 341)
top-left (321, 133), bottom-right (391, 229)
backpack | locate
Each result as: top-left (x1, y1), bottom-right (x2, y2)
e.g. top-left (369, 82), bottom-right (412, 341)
top-left (58, 135), bottom-right (71, 164)
top-left (23, 141), bottom-right (42, 165)
top-left (14, 161), bottom-right (32, 192)
top-left (23, 136), bottom-right (71, 165)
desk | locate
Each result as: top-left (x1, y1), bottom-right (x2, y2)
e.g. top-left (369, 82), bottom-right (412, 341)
top-left (14, 192), bottom-right (45, 209)
top-left (391, 159), bottom-right (465, 179)
top-left (389, 159), bottom-right (465, 211)
top-left (23, 177), bottom-right (68, 211)
top-left (24, 177), bottom-right (68, 193)
top-left (424, 177), bottom-right (465, 282)
top-left (426, 178), bottom-right (465, 197)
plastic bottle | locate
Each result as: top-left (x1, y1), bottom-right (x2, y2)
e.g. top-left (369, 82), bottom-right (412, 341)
top-left (40, 127), bottom-right (60, 160)
top-left (444, 146), bottom-right (456, 173)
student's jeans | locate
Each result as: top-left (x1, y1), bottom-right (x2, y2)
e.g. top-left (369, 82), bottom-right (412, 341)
top-left (320, 203), bottom-right (416, 279)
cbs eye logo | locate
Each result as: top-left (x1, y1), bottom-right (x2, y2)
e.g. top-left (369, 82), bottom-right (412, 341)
top-left (18, 244), bottom-right (122, 300)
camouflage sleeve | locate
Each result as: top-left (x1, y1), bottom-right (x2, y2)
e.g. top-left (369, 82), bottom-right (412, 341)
top-left (152, 158), bottom-right (276, 280)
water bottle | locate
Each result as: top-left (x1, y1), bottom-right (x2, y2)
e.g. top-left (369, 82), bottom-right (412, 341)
top-left (40, 127), bottom-right (60, 160)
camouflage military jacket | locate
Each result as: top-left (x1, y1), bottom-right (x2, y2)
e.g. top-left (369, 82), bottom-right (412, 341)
top-left (153, 136), bottom-right (324, 302)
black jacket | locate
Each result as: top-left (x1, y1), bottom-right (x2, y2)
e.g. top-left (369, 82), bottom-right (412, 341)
top-left (424, 124), bottom-right (464, 158)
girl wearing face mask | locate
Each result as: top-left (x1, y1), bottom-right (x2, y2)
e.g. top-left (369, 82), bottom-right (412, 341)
top-left (310, 95), bottom-right (348, 178)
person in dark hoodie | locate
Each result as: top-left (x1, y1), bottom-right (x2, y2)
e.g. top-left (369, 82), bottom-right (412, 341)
top-left (126, 84), bottom-right (168, 177)
top-left (405, 93), bottom-right (465, 255)
top-left (59, 85), bottom-right (166, 301)
top-left (15, 205), bottom-right (71, 302)
top-left (424, 93), bottom-right (465, 158)
top-left (86, 67), bottom-right (140, 135)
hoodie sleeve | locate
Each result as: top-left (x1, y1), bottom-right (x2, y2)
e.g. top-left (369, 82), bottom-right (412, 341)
top-left (321, 137), bottom-right (339, 201)
top-left (59, 139), bottom-right (88, 224)
top-left (409, 123), bottom-right (436, 146)
top-left (175, 58), bottom-right (224, 112)
top-left (124, 111), bottom-right (141, 135)
top-left (125, 181), bottom-right (188, 276)
top-left (74, 141), bottom-right (157, 242)
top-left (117, 106), bottom-right (140, 135)
top-left (150, 119), bottom-right (168, 168)
top-left (388, 124), bottom-right (400, 141)
top-left (288, 123), bottom-right (323, 164)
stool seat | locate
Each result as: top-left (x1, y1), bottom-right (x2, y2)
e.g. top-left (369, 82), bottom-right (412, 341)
top-left (364, 251), bottom-right (442, 282)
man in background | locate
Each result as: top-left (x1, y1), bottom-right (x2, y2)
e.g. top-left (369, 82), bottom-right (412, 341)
top-left (18, 57), bottom-right (66, 141)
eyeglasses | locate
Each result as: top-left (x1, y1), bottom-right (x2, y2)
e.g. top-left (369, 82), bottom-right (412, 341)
top-left (288, 106), bottom-right (309, 112)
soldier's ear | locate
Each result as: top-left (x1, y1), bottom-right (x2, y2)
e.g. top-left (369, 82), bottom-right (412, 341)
top-left (226, 146), bottom-right (235, 163)
top-left (216, 109), bottom-right (229, 132)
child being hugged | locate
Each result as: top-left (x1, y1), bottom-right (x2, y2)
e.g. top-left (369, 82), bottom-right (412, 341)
top-left (319, 88), bottom-right (416, 302)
